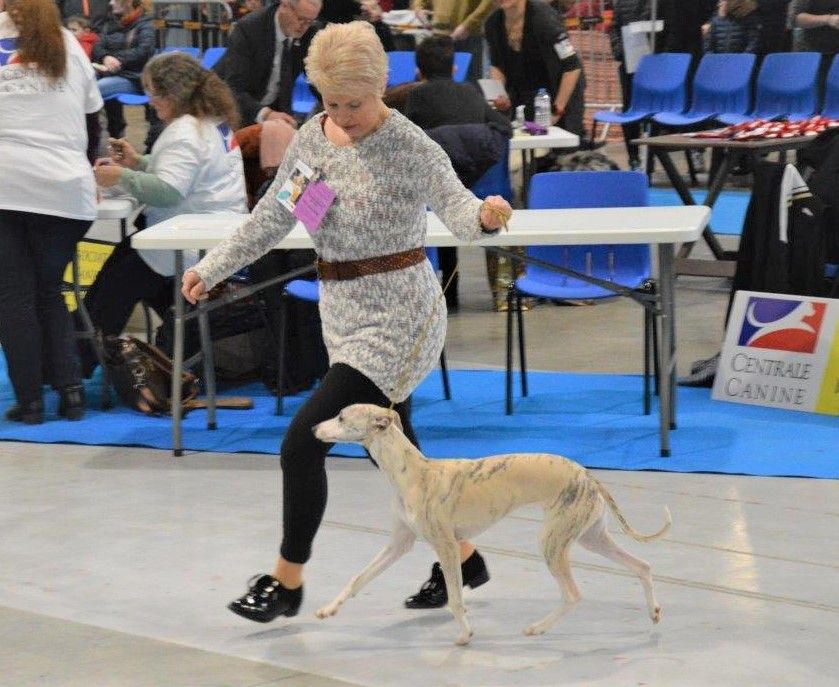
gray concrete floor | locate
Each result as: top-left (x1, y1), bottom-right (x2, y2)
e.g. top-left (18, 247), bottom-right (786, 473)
top-left (1, 117), bottom-right (836, 687)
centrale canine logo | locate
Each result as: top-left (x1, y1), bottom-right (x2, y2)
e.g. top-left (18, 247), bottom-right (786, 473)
top-left (737, 296), bottom-right (826, 353)
top-left (0, 37), bottom-right (20, 68)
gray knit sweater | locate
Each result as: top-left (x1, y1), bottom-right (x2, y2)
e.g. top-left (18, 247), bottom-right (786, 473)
top-left (192, 110), bottom-right (486, 402)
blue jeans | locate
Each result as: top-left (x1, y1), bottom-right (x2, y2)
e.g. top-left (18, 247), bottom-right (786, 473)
top-left (97, 75), bottom-right (141, 138)
top-left (0, 210), bottom-right (91, 403)
top-left (97, 75), bottom-right (140, 99)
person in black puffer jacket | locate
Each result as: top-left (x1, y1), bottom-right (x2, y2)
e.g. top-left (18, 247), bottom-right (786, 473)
top-left (703, 0), bottom-right (762, 54)
top-left (91, 0), bottom-right (155, 138)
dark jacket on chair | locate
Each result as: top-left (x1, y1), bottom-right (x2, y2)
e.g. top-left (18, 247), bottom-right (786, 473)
top-left (213, 5), bottom-right (319, 126)
top-left (425, 122), bottom-right (510, 188)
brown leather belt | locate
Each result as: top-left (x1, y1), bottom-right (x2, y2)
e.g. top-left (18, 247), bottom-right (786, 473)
top-left (316, 246), bottom-right (426, 281)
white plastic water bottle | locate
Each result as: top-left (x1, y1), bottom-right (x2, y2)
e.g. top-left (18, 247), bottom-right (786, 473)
top-left (533, 88), bottom-right (551, 129)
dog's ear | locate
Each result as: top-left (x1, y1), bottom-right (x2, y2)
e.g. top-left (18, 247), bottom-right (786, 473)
top-left (371, 413), bottom-right (393, 431)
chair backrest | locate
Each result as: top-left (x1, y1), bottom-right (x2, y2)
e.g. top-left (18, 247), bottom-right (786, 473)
top-left (387, 51), bottom-right (417, 87)
top-left (453, 51), bottom-right (472, 83)
top-left (690, 52), bottom-right (756, 116)
top-left (753, 52), bottom-right (821, 119)
top-left (470, 141), bottom-right (513, 203)
top-left (292, 72), bottom-right (317, 116)
top-left (629, 53), bottom-right (692, 114)
top-left (161, 46), bottom-right (202, 60)
top-left (201, 46), bottom-right (226, 70)
top-left (822, 54), bottom-right (839, 118)
top-left (525, 171), bottom-right (650, 292)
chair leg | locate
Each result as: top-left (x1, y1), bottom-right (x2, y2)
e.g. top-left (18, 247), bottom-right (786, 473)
top-left (516, 291), bottom-right (527, 398)
top-left (439, 348), bottom-right (451, 401)
top-left (142, 303), bottom-right (154, 343)
top-left (505, 285), bottom-right (514, 415)
top-left (643, 307), bottom-right (652, 416)
top-left (276, 293), bottom-right (288, 416)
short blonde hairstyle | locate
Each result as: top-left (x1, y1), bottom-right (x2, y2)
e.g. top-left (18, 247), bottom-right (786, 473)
top-left (305, 21), bottom-right (388, 97)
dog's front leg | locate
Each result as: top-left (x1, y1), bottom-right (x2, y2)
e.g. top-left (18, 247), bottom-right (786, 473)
top-left (435, 539), bottom-right (473, 646)
top-left (316, 515), bottom-right (416, 619)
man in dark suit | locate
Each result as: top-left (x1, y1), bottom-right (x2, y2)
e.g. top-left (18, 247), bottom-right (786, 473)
top-left (214, 0), bottom-right (322, 127)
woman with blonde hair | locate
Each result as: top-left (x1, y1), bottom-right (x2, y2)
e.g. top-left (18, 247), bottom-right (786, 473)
top-left (181, 20), bottom-right (512, 623)
top-left (0, 0), bottom-right (103, 423)
top-left (79, 52), bottom-right (247, 376)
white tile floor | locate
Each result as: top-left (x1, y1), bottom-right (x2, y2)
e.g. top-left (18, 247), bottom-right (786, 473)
top-left (1, 443), bottom-right (837, 687)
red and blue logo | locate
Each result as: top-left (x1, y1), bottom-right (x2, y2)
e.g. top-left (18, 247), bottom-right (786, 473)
top-left (0, 37), bottom-right (20, 67)
top-left (737, 296), bottom-right (826, 353)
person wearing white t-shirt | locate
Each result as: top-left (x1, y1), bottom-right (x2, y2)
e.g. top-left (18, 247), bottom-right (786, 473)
top-left (0, 0), bottom-right (103, 425)
top-left (79, 52), bottom-right (247, 377)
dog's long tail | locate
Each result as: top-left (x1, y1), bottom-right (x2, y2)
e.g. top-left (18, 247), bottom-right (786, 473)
top-left (591, 477), bottom-right (672, 542)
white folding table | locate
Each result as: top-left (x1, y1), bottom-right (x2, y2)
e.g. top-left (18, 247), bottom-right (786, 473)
top-left (132, 205), bottom-right (709, 457)
top-left (509, 127), bottom-right (580, 202)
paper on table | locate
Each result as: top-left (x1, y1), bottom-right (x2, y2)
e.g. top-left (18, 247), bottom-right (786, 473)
top-left (478, 78), bottom-right (507, 101)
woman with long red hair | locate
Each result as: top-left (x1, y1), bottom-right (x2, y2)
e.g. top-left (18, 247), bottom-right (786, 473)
top-left (0, 0), bottom-right (103, 424)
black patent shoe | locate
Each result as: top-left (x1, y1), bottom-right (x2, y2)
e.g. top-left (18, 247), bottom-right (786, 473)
top-left (227, 574), bottom-right (303, 623)
top-left (404, 551), bottom-right (490, 609)
top-left (5, 399), bottom-right (44, 425)
top-left (57, 384), bottom-right (85, 421)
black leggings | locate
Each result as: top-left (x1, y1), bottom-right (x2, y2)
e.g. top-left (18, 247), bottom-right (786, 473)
top-left (279, 362), bottom-right (419, 564)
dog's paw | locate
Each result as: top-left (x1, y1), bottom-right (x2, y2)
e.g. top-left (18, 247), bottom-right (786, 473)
top-left (650, 606), bottom-right (662, 624)
top-left (524, 622), bottom-right (547, 636)
top-left (315, 604), bottom-right (339, 619)
top-left (455, 630), bottom-right (473, 646)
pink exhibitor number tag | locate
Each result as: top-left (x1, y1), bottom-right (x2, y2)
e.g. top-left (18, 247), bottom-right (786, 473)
top-left (293, 180), bottom-right (336, 234)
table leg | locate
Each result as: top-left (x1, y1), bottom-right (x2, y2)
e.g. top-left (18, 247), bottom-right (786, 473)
top-left (657, 243), bottom-right (677, 457)
top-left (172, 251), bottom-right (185, 457)
top-left (196, 299), bottom-right (217, 430)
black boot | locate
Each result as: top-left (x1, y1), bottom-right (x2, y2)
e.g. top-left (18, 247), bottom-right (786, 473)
top-left (57, 384), bottom-right (85, 421)
top-left (227, 574), bottom-right (303, 623)
top-left (404, 550), bottom-right (490, 609)
top-left (5, 399), bottom-right (44, 425)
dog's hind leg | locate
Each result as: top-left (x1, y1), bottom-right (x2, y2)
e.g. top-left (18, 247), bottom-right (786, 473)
top-left (524, 534), bottom-right (580, 636)
top-left (316, 516), bottom-right (416, 619)
top-left (434, 538), bottom-right (473, 645)
top-left (578, 514), bottom-right (661, 623)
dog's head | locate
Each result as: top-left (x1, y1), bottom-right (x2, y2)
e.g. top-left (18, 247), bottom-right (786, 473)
top-left (312, 404), bottom-right (403, 445)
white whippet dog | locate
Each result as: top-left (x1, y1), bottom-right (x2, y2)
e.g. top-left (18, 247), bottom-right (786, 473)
top-left (313, 404), bottom-right (671, 645)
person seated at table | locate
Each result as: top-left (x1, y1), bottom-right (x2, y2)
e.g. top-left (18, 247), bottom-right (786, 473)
top-left (403, 34), bottom-right (512, 310)
top-left (65, 15), bottom-right (100, 59)
top-left (484, 0), bottom-right (585, 136)
top-left (91, 0), bottom-right (155, 139)
top-left (77, 52), bottom-right (247, 376)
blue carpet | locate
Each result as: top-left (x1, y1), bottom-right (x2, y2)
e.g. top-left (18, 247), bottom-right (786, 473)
top-left (649, 187), bottom-right (750, 236)
top-left (0, 363), bottom-right (836, 479)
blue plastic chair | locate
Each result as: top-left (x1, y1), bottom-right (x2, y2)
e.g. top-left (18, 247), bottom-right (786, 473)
top-left (820, 54), bottom-right (839, 118)
top-left (593, 53), bottom-right (692, 126)
top-left (291, 72), bottom-right (318, 117)
top-left (717, 52), bottom-right (822, 124)
top-left (505, 170), bottom-right (658, 415)
top-left (470, 141), bottom-right (513, 203)
top-left (653, 53), bottom-right (756, 127)
top-left (200, 46), bottom-right (226, 70)
top-left (115, 47), bottom-right (204, 107)
top-left (275, 251), bottom-right (452, 414)
top-left (386, 50), bottom-right (472, 87)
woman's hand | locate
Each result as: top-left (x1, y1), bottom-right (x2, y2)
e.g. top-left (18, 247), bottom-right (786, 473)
top-left (182, 270), bottom-right (208, 304)
top-left (480, 195), bottom-right (513, 231)
top-left (93, 159), bottom-right (124, 187)
top-left (493, 94), bottom-right (512, 112)
top-left (108, 137), bottom-right (140, 169)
